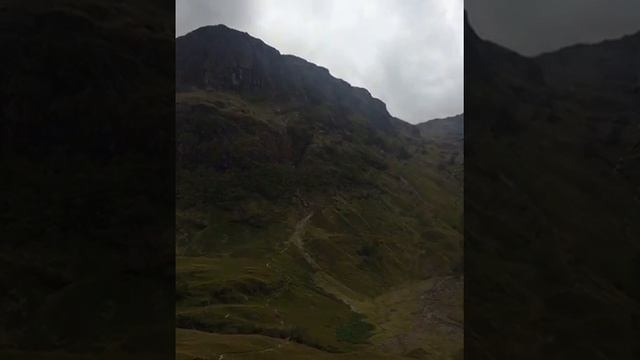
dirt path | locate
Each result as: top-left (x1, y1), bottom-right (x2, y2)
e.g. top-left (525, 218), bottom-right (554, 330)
top-left (289, 212), bottom-right (319, 270)
top-left (279, 212), bottom-right (366, 313)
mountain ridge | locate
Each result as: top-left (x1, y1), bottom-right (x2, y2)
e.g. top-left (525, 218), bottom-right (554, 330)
top-left (177, 25), bottom-right (398, 130)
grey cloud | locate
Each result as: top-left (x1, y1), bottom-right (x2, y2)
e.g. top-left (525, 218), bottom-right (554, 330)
top-left (176, 0), bottom-right (463, 123)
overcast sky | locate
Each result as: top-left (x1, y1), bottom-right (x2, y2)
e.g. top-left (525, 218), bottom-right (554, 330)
top-left (466, 0), bottom-right (640, 56)
top-left (176, 0), bottom-right (463, 124)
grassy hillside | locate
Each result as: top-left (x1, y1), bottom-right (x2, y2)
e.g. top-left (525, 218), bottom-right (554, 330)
top-left (176, 26), bottom-right (463, 359)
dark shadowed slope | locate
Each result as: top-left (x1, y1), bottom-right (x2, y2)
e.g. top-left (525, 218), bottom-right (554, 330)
top-left (418, 114), bottom-right (463, 184)
top-left (419, 114), bottom-right (463, 145)
top-left (176, 25), bottom-right (463, 359)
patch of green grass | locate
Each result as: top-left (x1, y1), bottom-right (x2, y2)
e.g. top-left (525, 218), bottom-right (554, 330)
top-left (177, 255), bottom-right (360, 351)
top-left (336, 314), bottom-right (375, 344)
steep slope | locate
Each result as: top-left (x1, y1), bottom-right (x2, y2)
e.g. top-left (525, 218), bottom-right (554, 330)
top-left (176, 25), bottom-right (395, 130)
top-left (466, 14), bottom-right (640, 360)
top-left (176, 25), bottom-right (463, 359)
top-left (418, 115), bottom-right (463, 185)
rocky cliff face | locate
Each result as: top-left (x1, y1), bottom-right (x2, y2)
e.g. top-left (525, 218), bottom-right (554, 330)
top-left (177, 25), bottom-right (393, 130)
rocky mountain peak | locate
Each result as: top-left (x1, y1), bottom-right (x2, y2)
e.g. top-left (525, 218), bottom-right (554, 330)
top-left (176, 24), bottom-right (394, 129)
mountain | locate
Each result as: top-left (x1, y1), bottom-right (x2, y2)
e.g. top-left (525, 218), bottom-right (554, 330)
top-left (417, 115), bottom-right (463, 184)
top-left (176, 25), bottom-right (463, 359)
top-left (419, 114), bottom-right (463, 139)
top-left (465, 13), bottom-right (640, 360)
top-left (177, 25), bottom-right (396, 130)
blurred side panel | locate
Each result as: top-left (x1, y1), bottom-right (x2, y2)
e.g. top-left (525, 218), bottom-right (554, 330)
top-left (0, 1), bottom-right (175, 359)
top-left (465, 3), bottom-right (640, 359)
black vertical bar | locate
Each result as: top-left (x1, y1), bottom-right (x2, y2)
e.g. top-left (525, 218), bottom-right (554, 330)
top-left (0, 1), bottom-right (175, 359)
